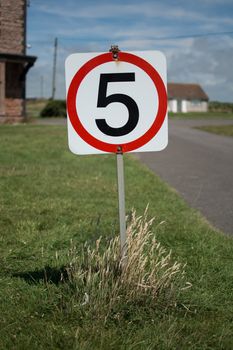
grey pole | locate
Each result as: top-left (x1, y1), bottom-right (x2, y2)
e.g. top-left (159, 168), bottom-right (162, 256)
top-left (51, 37), bottom-right (58, 100)
top-left (109, 45), bottom-right (127, 261)
top-left (40, 75), bottom-right (44, 99)
top-left (116, 149), bottom-right (127, 260)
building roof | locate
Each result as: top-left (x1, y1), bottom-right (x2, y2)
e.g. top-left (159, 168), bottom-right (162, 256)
top-left (0, 53), bottom-right (37, 64)
top-left (168, 83), bottom-right (209, 101)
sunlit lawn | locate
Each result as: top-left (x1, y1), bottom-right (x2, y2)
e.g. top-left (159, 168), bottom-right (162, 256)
top-left (0, 125), bottom-right (233, 349)
top-left (195, 124), bottom-right (233, 137)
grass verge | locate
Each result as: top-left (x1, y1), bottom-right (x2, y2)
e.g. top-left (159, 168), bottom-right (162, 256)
top-left (0, 125), bottom-right (233, 349)
top-left (26, 99), bottom-right (48, 119)
top-left (195, 125), bottom-right (233, 137)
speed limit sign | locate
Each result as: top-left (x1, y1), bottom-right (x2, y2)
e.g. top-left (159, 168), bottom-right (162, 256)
top-left (65, 50), bottom-right (167, 155)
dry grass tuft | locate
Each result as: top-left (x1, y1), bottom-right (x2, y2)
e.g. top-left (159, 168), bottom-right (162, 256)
top-left (65, 209), bottom-right (189, 318)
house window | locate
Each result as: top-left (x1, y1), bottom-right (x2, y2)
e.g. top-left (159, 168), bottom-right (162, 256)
top-left (190, 100), bottom-right (201, 106)
top-left (5, 62), bottom-right (24, 99)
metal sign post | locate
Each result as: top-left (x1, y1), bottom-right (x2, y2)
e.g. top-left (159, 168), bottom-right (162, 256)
top-left (111, 46), bottom-right (127, 261)
top-left (116, 148), bottom-right (127, 260)
top-left (65, 46), bottom-right (168, 262)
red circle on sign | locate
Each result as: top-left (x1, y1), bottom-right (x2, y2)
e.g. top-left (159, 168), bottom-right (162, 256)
top-left (67, 52), bottom-right (167, 153)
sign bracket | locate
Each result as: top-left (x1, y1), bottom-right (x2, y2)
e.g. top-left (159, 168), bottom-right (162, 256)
top-left (109, 45), bottom-right (120, 60)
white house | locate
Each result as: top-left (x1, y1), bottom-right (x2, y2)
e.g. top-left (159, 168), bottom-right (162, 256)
top-left (168, 83), bottom-right (209, 113)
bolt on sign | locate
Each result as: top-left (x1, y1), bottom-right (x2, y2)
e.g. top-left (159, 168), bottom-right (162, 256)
top-left (65, 50), bottom-right (167, 155)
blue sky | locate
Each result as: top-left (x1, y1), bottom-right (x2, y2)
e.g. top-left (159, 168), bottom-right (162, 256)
top-left (26, 0), bottom-right (233, 102)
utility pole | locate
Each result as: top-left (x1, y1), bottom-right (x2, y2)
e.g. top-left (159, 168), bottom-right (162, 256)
top-left (40, 75), bottom-right (44, 99)
top-left (51, 37), bottom-right (58, 100)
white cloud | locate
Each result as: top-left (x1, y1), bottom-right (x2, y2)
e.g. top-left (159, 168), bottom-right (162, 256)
top-left (167, 36), bottom-right (233, 101)
top-left (37, 1), bottom-right (233, 29)
top-left (27, 0), bottom-right (233, 101)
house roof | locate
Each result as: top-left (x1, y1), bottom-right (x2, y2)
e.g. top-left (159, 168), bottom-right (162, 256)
top-left (168, 83), bottom-right (209, 101)
top-left (0, 53), bottom-right (37, 64)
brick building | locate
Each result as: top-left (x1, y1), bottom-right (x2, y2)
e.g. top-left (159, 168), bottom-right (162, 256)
top-left (0, 0), bottom-right (36, 123)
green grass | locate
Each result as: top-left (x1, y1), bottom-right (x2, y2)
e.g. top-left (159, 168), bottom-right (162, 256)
top-left (169, 111), bottom-right (233, 119)
top-left (0, 125), bottom-right (233, 349)
top-left (26, 99), bottom-right (48, 119)
top-left (209, 101), bottom-right (233, 113)
top-left (195, 125), bottom-right (233, 137)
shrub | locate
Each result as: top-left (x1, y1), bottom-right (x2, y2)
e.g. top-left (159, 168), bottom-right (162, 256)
top-left (62, 209), bottom-right (190, 322)
top-left (209, 101), bottom-right (233, 113)
top-left (40, 99), bottom-right (67, 118)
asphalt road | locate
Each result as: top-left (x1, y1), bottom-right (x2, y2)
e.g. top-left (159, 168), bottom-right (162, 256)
top-left (136, 118), bottom-right (233, 235)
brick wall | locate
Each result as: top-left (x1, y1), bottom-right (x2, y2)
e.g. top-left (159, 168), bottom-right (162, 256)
top-left (0, 98), bottom-right (24, 123)
top-left (0, 0), bottom-right (25, 55)
top-left (5, 98), bottom-right (23, 115)
top-left (0, 0), bottom-right (27, 123)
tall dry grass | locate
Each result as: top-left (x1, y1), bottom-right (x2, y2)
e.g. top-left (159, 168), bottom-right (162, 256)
top-left (65, 210), bottom-right (190, 319)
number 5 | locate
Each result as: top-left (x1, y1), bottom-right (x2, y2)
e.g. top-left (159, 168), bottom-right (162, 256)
top-left (95, 73), bottom-right (139, 137)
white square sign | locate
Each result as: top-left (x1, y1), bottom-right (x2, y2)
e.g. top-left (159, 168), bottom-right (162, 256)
top-left (65, 50), bottom-right (168, 155)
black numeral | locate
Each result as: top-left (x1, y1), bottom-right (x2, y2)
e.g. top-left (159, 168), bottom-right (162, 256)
top-left (95, 73), bottom-right (139, 137)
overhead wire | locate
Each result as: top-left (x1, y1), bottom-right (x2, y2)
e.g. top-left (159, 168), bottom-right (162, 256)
top-left (27, 30), bottom-right (233, 45)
